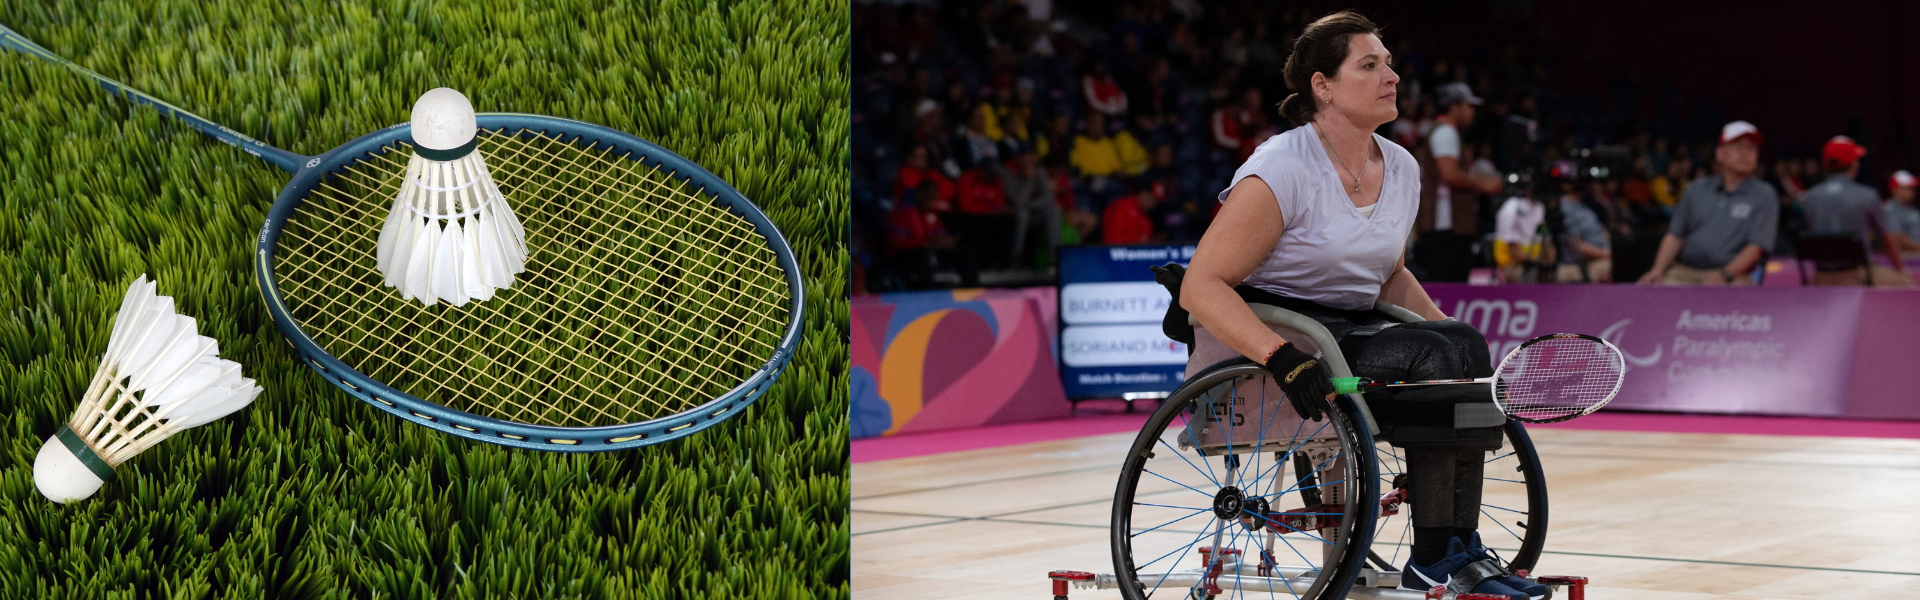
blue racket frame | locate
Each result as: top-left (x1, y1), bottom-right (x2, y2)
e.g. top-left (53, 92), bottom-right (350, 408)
top-left (4, 24), bottom-right (807, 452)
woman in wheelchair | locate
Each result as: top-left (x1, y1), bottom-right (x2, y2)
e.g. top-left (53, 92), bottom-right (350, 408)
top-left (1169, 11), bottom-right (1543, 600)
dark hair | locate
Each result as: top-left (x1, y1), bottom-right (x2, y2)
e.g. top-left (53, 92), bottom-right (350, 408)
top-left (1278, 11), bottom-right (1381, 126)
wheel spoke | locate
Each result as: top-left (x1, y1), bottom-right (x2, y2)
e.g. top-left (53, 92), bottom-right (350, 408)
top-left (1262, 447), bottom-right (1343, 500)
top-left (1250, 419), bottom-right (1329, 499)
top-left (1222, 387), bottom-right (1239, 479)
top-left (1267, 514), bottom-right (1330, 569)
top-left (1142, 467), bottom-right (1218, 499)
top-left (1481, 503), bottom-right (1527, 516)
top-left (1216, 519), bottom-right (1251, 599)
top-left (1244, 385), bottom-right (1273, 507)
top-left (1132, 507), bottom-right (1213, 538)
top-left (1159, 436), bottom-right (1220, 488)
top-left (1245, 532), bottom-right (1302, 598)
top-left (1388, 510), bottom-right (1411, 567)
top-left (1256, 477), bottom-right (1346, 500)
top-left (1177, 411), bottom-right (1221, 485)
top-left (1480, 507), bottom-right (1526, 542)
top-left (1247, 430), bottom-right (1305, 499)
top-left (1140, 515), bottom-right (1220, 573)
top-left (1136, 502), bottom-right (1211, 512)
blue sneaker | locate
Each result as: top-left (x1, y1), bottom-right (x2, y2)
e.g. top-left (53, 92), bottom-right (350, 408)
top-left (1463, 532), bottom-right (1550, 600)
top-left (1397, 537), bottom-right (1531, 600)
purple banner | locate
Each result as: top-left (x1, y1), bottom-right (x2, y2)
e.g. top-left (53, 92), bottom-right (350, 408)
top-left (1424, 285), bottom-right (1865, 417)
top-left (1847, 291), bottom-right (1920, 420)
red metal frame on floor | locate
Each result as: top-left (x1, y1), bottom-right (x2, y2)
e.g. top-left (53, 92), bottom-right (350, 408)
top-left (1046, 554), bottom-right (1589, 600)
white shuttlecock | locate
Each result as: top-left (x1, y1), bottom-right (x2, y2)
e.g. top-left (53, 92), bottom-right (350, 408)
top-left (375, 87), bottom-right (528, 306)
top-left (34, 275), bottom-right (263, 503)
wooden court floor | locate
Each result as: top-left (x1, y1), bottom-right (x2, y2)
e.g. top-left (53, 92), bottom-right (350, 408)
top-left (852, 426), bottom-right (1920, 599)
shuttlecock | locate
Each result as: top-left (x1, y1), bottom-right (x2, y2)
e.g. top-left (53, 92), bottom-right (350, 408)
top-left (375, 87), bottom-right (528, 306)
top-left (33, 275), bottom-right (263, 503)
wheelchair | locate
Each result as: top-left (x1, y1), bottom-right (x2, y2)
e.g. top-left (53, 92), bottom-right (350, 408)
top-left (1049, 300), bottom-right (1585, 600)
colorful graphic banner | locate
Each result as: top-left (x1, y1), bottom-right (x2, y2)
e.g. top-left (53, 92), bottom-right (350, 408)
top-left (850, 284), bottom-right (1920, 440)
top-left (1057, 245), bottom-right (1197, 399)
top-left (849, 288), bottom-right (1069, 439)
top-left (1425, 284), bottom-right (1865, 416)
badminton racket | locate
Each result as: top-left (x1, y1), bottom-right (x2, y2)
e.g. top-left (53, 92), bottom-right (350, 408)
top-left (1, 24), bottom-right (804, 452)
top-left (1332, 333), bottom-right (1625, 423)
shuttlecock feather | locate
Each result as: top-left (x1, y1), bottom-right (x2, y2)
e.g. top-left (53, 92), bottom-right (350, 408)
top-left (374, 87), bottom-right (528, 306)
top-left (33, 275), bottom-right (263, 503)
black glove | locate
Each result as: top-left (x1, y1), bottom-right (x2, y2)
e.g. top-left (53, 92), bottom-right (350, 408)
top-left (1263, 343), bottom-right (1332, 421)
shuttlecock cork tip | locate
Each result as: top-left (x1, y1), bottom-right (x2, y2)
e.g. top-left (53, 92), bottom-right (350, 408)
top-left (33, 426), bottom-right (112, 504)
top-left (411, 88), bottom-right (478, 158)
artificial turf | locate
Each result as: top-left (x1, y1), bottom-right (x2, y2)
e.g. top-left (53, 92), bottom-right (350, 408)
top-left (0, 0), bottom-right (850, 598)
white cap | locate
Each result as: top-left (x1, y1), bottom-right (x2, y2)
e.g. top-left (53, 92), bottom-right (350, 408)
top-left (1893, 170), bottom-right (1916, 189)
top-left (410, 88), bottom-right (478, 151)
top-left (34, 435), bottom-right (108, 503)
top-left (1719, 120), bottom-right (1763, 146)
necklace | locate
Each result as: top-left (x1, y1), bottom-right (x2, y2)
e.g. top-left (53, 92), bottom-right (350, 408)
top-left (1316, 122), bottom-right (1366, 193)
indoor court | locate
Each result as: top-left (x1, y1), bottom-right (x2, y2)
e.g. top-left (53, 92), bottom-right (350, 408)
top-left (850, 1), bottom-right (1920, 598)
top-left (853, 412), bottom-right (1920, 599)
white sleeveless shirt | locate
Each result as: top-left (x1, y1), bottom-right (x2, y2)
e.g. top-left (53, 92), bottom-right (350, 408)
top-left (1216, 123), bottom-right (1420, 311)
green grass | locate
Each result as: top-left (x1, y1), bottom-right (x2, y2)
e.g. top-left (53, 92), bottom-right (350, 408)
top-left (0, 0), bottom-right (850, 598)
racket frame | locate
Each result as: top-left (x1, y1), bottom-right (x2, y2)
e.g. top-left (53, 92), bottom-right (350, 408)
top-left (257, 115), bottom-right (806, 451)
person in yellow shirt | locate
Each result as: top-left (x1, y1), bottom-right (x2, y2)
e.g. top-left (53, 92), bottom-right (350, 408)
top-left (973, 83), bottom-right (1027, 144)
top-left (1070, 112), bottom-right (1123, 178)
top-left (971, 102), bottom-right (1005, 142)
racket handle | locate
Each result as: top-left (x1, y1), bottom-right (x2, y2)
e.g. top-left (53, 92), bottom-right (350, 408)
top-left (1332, 377), bottom-right (1362, 395)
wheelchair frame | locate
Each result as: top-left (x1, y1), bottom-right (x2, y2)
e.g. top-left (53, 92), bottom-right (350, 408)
top-left (1044, 300), bottom-right (1589, 600)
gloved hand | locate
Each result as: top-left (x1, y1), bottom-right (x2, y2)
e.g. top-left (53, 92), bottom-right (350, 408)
top-left (1263, 343), bottom-right (1332, 421)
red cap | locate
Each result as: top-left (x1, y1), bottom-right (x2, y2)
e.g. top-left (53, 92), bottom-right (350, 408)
top-left (1719, 121), bottom-right (1762, 147)
top-left (1824, 136), bottom-right (1867, 169)
top-left (1892, 170), bottom-right (1916, 189)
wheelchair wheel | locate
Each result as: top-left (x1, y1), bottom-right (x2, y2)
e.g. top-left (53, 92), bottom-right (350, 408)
top-left (1111, 357), bottom-right (1379, 600)
top-left (1367, 421), bottom-right (1549, 575)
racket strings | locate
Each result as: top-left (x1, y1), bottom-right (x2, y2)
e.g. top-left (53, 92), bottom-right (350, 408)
top-left (489, 134), bottom-right (790, 326)
top-left (291, 138), bottom-right (779, 426)
top-left (1495, 336), bottom-right (1624, 421)
top-left (274, 128), bottom-right (790, 428)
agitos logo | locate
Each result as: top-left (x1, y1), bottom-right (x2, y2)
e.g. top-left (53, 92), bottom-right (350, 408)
top-left (1598, 318), bottom-right (1662, 370)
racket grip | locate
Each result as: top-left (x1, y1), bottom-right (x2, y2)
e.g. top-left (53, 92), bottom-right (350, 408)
top-left (1331, 377), bottom-right (1361, 395)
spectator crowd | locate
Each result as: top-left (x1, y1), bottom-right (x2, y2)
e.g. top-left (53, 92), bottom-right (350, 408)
top-left (852, 0), bottom-right (1919, 293)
